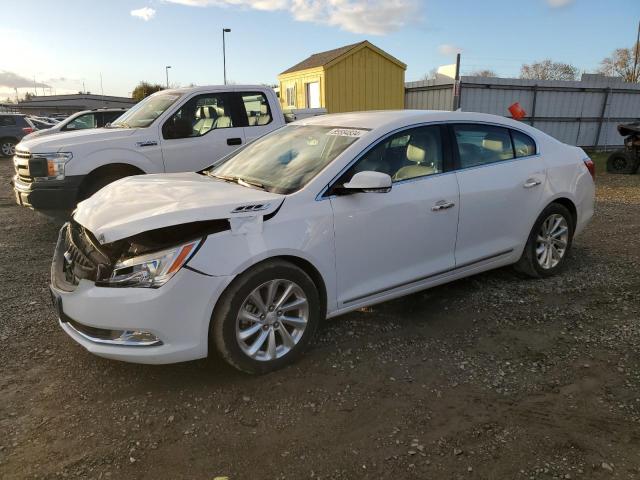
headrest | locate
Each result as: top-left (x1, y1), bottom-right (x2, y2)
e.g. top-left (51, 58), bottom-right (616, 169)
top-left (406, 135), bottom-right (432, 164)
top-left (482, 135), bottom-right (505, 152)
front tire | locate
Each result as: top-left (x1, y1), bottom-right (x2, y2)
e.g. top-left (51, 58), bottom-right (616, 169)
top-left (514, 203), bottom-right (574, 278)
top-left (211, 260), bottom-right (321, 374)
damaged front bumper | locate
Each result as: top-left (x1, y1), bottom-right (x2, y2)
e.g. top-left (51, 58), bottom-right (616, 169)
top-left (50, 223), bottom-right (234, 364)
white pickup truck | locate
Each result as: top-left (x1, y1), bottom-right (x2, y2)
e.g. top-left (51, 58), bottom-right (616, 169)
top-left (13, 85), bottom-right (303, 212)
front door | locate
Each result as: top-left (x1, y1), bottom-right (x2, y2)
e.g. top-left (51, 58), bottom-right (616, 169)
top-left (451, 123), bottom-right (546, 265)
top-left (330, 125), bottom-right (459, 306)
top-left (160, 92), bottom-right (246, 172)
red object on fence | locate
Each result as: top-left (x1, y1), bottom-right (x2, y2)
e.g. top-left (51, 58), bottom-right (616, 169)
top-left (508, 102), bottom-right (526, 120)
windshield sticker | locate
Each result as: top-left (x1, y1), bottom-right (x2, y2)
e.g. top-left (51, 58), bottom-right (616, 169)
top-left (327, 128), bottom-right (367, 138)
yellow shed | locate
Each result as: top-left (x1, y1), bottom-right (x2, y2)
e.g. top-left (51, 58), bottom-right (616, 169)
top-left (278, 40), bottom-right (406, 114)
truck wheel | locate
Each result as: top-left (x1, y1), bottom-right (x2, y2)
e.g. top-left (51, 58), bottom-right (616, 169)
top-left (606, 151), bottom-right (639, 174)
top-left (211, 260), bottom-right (321, 374)
top-left (0, 138), bottom-right (17, 158)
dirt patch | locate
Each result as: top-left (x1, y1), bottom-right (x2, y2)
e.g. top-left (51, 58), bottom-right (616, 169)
top-left (0, 159), bottom-right (639, 479)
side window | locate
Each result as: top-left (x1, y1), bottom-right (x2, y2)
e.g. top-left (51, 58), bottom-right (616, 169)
top-left (162, 93), bottom-right (234, 140)
top-left (453, 124), bottom-right (514, 169)
top-left (511, 130), bottom-right (537, 157)
top-left (241, 92), bottom-right (272, 127)
top-left (100, 111), bottom-right (123, 127)
top-left (0, 116), bottom-right (17, 127)
top-left (65, 113), bottom-right (97, 130)
top-left (345, 126), bottom-right (444, 183)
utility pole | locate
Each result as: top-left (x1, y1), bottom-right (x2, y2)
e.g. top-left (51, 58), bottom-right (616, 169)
top-left (452, 53), bottom-right (461, 110)
top-left (222, 28), bottom-right (231, 85)
top-left (633, 19), bottom-right (640, 82)
top-left (165, 65), bottom-right (171, 88)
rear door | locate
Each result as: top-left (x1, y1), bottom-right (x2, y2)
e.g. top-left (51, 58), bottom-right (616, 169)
top-left (330, 125), bottom-right (460, 306)
top-left (160, 92), bottom-right (246, 172)
top-left (451, 123), bottom-right (546, 265)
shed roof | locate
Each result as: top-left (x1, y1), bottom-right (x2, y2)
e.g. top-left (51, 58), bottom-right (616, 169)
top-left (280, 40), bottom-right (406, 75)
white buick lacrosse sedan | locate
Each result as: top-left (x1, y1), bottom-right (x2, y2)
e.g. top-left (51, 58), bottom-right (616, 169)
top-left (51, 110), bottom-right (595, 373)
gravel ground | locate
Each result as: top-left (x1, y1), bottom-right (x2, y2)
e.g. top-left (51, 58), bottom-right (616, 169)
top-left (1, 158), bottom-right (639, 480)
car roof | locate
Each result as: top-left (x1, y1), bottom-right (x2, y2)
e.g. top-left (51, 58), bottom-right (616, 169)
top-left (294, 109), bottom-right (540, 134)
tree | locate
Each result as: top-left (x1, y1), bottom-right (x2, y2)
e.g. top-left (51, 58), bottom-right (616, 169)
top-left (520, 59), bottom-right (578, 81)
top-left (23, 92), bottom-right (35, 101)
top-left (131, 81), bottom-right (164, 101)
top-left (598, 42), bottom-right (640, 82)
top-left (470, 69), bottom-right (498, 78)
top-left (420, 68), bottom-right (438, 81)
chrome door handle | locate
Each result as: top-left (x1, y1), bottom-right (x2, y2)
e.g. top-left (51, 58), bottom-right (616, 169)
top-left (523, 179), bottom-right (542, 188)
top-left (431, 200), bottom-right (455, 211)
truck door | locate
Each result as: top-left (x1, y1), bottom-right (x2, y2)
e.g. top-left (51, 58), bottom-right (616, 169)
top-left (160, 92), bottom-right (246, 172)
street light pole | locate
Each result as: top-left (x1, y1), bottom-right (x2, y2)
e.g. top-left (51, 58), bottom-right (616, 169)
top-left (165, 65), bottom-right (172, 89)
top-left (222, 28), bottom-right (231, 85)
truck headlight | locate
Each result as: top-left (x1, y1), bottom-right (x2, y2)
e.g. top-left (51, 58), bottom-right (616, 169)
top-left (30, 152), bottom-right (73, 180)
top-left (100, 239), bottom-right (201, 288)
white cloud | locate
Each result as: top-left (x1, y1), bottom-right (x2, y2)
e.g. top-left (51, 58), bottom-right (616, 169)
top-left (0, 71), bottom-right (50, 89)
top-left (437, 44), bottom-right (462, 56)
top-left (164, 0), bottom-right (420, 35)
top-left (546, 0), bottom-right (573, 7)
top-left (131, 7), bottom-right (157, 21)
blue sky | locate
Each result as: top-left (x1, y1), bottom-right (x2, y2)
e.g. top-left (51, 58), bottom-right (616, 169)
top-left (1, 0), bottom-right (639, 99)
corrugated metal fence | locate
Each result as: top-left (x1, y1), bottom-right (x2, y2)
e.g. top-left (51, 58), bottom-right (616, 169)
top-left (405, 75), bottom-right (640, 148)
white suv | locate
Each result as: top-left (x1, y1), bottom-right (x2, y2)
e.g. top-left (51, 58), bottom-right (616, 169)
top-left (50, 110), bottom-right (595, 373)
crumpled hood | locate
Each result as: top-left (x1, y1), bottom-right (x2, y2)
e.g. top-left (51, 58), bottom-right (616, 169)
top-left (73, 172), bottom-right (285, 243)
top-left (18, 127), bottom-right (138, 153)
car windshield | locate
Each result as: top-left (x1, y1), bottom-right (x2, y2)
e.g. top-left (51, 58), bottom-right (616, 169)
top-left (110, 93), bottom-right (181, 128)
top-left (207, 125), bottom-right (367, 194)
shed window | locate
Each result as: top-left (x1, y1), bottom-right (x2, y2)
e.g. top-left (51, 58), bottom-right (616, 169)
top-left (285, 85), bottom-right (296, 108)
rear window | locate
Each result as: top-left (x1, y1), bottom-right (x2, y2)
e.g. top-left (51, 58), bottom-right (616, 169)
top-left (453, 124), bottom-right (515, 169)
top-left (240, 92), bottom-right (272, 127)
top-left (0, 116), bottom-right (17, 127)
top-left (511, 130), bottom-right (537, 157)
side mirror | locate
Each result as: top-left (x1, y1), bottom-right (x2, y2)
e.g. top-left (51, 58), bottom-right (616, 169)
top-left (343, 171), bottom-right (392, 193)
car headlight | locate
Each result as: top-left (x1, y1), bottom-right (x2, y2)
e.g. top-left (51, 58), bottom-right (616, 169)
top-left (30, 152), bottom-right (73, 180)
top-left (101, 239), bottom-right (201, 288)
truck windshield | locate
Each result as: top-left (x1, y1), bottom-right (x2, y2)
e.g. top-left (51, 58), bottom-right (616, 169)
top-left (207, 125), bottom-right (367, 194)
top-left (111, 93), bottom-right (181, 128)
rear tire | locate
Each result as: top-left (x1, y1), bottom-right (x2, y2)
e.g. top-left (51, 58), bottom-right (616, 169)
top-left (0, 138), bottom-right (17, 158)
top-left (606, 151), bottom-right (639, 174)
top-left (514, 203), bottom-right (574, 278)
top-left (211, 260), bottom-right (321, 374)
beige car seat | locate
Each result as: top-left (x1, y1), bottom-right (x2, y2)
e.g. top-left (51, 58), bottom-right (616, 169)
top-left (393, 134), bottom-right (439, 181)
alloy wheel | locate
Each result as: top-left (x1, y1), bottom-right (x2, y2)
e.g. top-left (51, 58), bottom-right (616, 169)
top-left (235, 279), bottom-right (309, 362)
top-left (1, 142), bottom-right (15, 157)
top-left (535, 213), bottom-right (569, 270)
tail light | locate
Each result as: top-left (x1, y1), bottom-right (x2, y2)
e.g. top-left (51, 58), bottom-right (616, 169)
top-left (22, 127), bottom-right (33, 134)
top-left (583, 157), bottom-right (595, 180)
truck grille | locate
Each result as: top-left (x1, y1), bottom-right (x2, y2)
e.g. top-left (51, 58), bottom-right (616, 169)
top-left (14, 149), bottom-right (32, 184)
